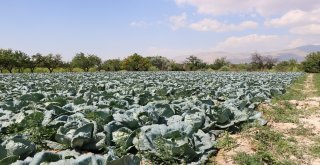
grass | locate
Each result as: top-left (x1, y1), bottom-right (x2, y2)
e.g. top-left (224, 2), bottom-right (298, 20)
top-left (233, 126), bottom-right (300, 165)
top-left (232, 73), bottom-right (320, 164)
top-left (233, 151), bottom-right (297, 165)
top-left (254, 127), bottom-right (301, 158)
top-left (309, 137), bottom-right (320, 157)
top-left (215, 131), bottom-right (238, 151)
top-left (273, 74), bottom-right (307, 101)
top-left (314, 74), bottom-right (320, 96)
top-left (288, 125), bottom-right (315, 136)
top-left (262, 101), bottom-right (301, 123)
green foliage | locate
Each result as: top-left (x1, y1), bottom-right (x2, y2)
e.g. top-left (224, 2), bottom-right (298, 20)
top-left (61, 62), bottom-right (74, 72)
top-left (234, 152), bottom-right (276, 165)
top-left (234, 126), bottom-right (300, 165)
top-left (215, 132), bottom-right (237, 151)
top-left (302, 52), bottom-right (320, 73)
top-left (309, 137), bottom-right (320, 157)
top-left (26, 53), bottom-right (43, 73)
top-left (0, 72), bottom-right (303, 164)
top-left (148, 66), bottom-right (159, 71)
top-left (315, 74), bottom-right (320, 96)
top-left (147, 56), bottom-right (171, 71)
top-left (0, 49), bottom-right (29, 73)
top-left (219, 65), bottom-right (231, 71)
top-left (169, 62), bottom-right (185, 71)
top-left (121, 53), bottom-right (151, 71)
top-left (274, 59), bottom-right (300, 72)
top-left (71, 52), bottom-right (102, 72)
top-left (254, 127), bottom-right (301, 159)
top-left (263, 101), bottom-right (301, 123)
top-left (102, 59), bottom-right (121, 71)
top-left (211, 57), bottom-right (230, 70)
top-left (41, 54), bottom-right (63, 73)
top-left (184, 55), bottom-right (207, 71)
top-left (273, 74), bottom-right (307, 101)
top-left (0, 155), bottom-right (19, 165)
top-left (233, 151), bottom-right (296, 165)
top-left (288, 125), bottom-right (314, 136)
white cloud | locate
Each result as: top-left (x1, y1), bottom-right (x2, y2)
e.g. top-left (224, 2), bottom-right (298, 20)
top-left (189, 19), bottom-right (257, 32)
top-left (290, 24), bottom-right (320, 35)
top-left (264, 9), bottom-right (320, 35)
top-left (288, 39), bottom-right (307, 48)
top-left (130, 21), bottom-right (149, 28)
top-left (175, 0), bottom-right (320, 17)
top-left (265, 9), bottom-right (320, 27)
top-left (214, 34), bottom-right (289, 52)
top-left (169, 13), bottom-right (188, 30)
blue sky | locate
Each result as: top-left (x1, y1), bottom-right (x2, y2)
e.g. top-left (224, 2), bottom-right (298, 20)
top-left (0, 0), bottom-right (319, 60)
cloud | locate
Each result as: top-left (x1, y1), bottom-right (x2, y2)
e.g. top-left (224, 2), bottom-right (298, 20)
top-left (214, 34), bottom-right (289, 52)
top-left (288, 39), bottom-right (307, 48)
top-left (174, 0), bottom-right (320, 17)
top-left (265, 9), bottom-right (320, 27)
top-left (130, 21), bottom-right (149, 28)
top-left (264, 9), bottom-right (320, 35)
top-left (290, 24), bottom-right (320, 35)
top-left (169, 13), bottom-right (188, 30)
top-left (189, 19), bottom-right (258, 32)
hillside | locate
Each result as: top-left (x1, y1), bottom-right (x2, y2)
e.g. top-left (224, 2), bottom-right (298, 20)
top-left (172, 45), bottom-right (320, 64)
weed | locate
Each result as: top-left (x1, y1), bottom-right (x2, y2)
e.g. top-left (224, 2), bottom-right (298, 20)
top-left (274, 74), bottom-right (307, 101)
top-left (314, 74), bottom-right (320, 96)
top-left (233, 152), bottom-right (264, 165)
top-left (288, 125), bottom-right (314, 136)
top-left (254, 126), bottom-right (301, 159)
top-left (262, 101), bottom-right (301, 123)
top-left (309, 137), bottom-right (320, 157)
top-left (216, 131), bottom-right (238, 151)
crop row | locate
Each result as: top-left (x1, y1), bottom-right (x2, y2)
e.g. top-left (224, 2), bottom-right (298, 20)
top-left (0, 72), bottom-right (302, 164)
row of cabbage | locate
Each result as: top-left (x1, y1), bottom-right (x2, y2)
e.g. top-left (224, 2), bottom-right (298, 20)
top-left (0, 72), bottom-right (303, 164)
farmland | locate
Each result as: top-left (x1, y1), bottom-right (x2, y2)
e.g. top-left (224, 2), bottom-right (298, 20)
top-left (0, 72), bottom-right (303, 164)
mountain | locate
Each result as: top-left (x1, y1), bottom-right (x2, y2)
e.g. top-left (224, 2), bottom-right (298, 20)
top-left (296, 45), bottom-right (320, 52)
top-left (172, 45), bottom-right (320, 64)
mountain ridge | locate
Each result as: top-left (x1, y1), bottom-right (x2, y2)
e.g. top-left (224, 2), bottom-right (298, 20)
top-left (172, 45), bottom-right (320, 64)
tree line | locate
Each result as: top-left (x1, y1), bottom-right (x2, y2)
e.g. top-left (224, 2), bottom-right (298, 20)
top-left (0, 48), bottom-right (319, 73)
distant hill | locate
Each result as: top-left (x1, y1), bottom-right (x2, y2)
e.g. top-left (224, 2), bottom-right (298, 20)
top-left (172, 45), bottom-right (320, 64)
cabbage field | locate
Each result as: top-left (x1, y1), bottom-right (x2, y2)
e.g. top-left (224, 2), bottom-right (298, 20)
top-left (0, 72), bottom-right (303, 164)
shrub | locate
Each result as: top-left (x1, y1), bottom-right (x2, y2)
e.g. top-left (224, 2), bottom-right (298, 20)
top-left (302, 52), bottom-right (320, 73)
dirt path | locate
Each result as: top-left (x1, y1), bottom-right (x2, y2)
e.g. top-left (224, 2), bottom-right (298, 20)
top-left (214, 74), bottom-right (320, 165)
top-left (274, 74), bottom-right (320, 164)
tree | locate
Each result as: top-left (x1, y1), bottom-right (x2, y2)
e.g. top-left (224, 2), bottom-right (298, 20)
top-left (0, 49), bottom-right (16, 73)
top-left (26, 53), bottom-right (43, 73)
top-left (211, 57), bottom-right (230, 70)
top-left (102, 59), bottom-right (121, 71)
top-left (250, 52), bottom-right (277, 70)
top-left (274, 59), bottom-right (298, 72)
top-left (302, 51), bottom-right (320, 73)
top-left (146, 56), bottom-right (171, 71)
top-left (71, 53), bottom-right (101, 72)
top-left (41, 54), bottom-right (63, 73)
top-left (13, 50), bottom-right (29, 73)
top-left (121, 53), bottom-right (151, 71)
top-left (263, 56), bottom-right (277, 70)
top-left (0, 50), bottom-right (5, 73)
top-left (62, 62), bottom-right (73, 72)
top-left (89, 55), bottom-right (102, 71)
top-left (250, 52), bottom-right (264, 70)
top-left (184, 55), bottom-right (206, 71)
top-left (169, 61), bottom-right (185, 71)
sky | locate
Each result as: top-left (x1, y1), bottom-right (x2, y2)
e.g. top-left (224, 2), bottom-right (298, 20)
top-left (0, 0), bottom-right (319, 61)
